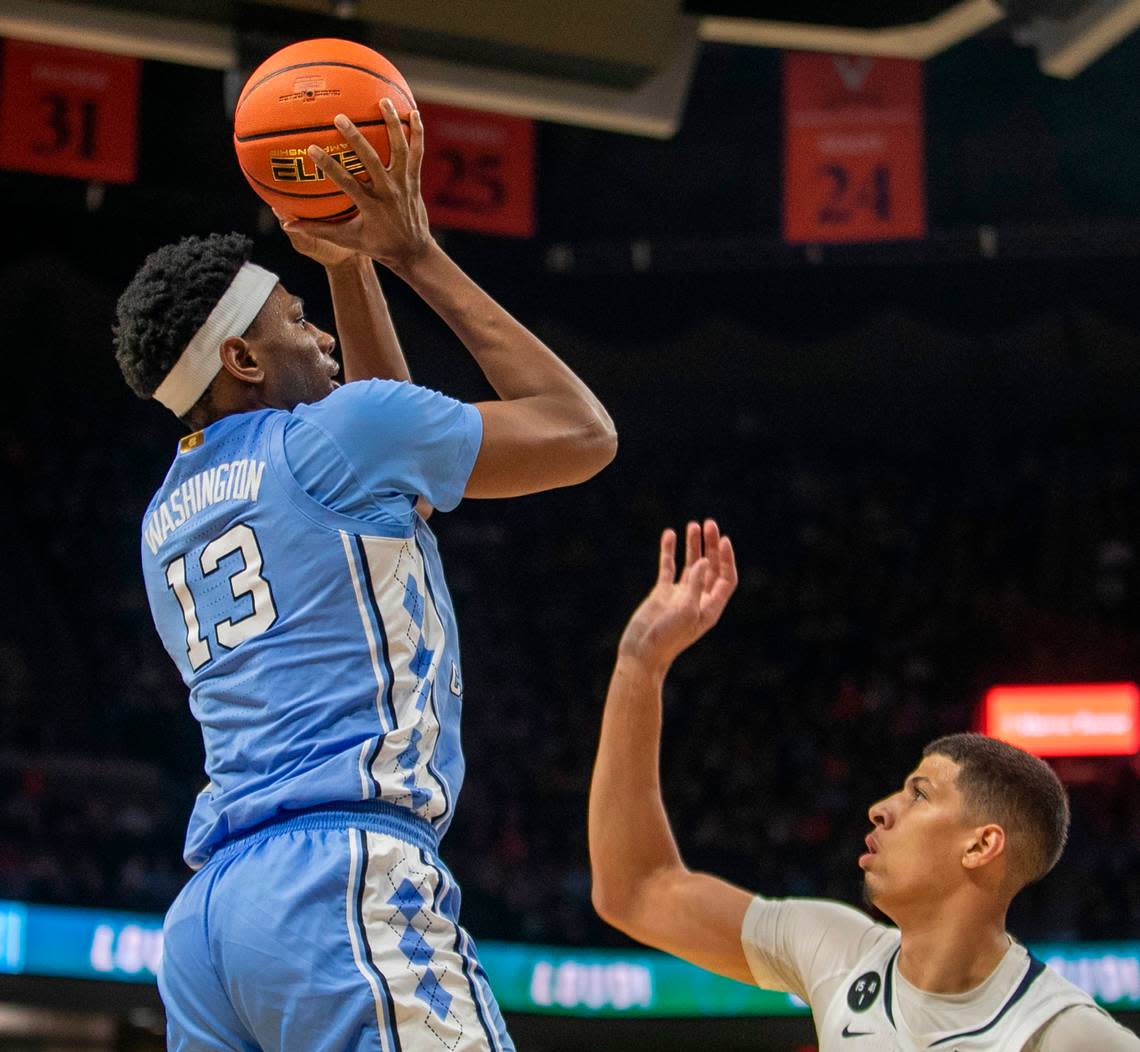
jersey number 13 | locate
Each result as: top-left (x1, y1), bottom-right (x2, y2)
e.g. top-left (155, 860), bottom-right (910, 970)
top-left (165, 523), bottom-right (277, 671)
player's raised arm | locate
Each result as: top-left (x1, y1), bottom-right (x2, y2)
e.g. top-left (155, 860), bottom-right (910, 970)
top-left (275, 210), bottom-right (412, 385)
top-left (588, 520), bottom-right (757, 983)
top-left (284, 102), bottom-right (617, 498)
top-left (275, 214), bottom-right (438, 514)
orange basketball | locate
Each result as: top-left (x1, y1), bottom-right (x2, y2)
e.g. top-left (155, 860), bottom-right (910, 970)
top-left (233, 38), bottom-right (415, 222)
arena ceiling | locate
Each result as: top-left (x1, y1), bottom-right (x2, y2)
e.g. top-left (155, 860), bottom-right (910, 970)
top-left (1, 0), bottom-right (1138, 135)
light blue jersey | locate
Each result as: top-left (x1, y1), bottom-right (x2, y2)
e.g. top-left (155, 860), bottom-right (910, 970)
top-left (148, 380), bottom-right (514, 1050)
top-left (140, 379), bottom-right (482, 868)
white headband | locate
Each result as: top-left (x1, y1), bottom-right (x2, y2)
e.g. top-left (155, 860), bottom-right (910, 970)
top-left (152, 262), bottom-right (279, 416)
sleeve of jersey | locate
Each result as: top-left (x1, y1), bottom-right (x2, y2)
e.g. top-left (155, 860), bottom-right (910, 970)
top-left (1033, 1005), bottom-right (1140, 1051)
top-left (740, 896), bottom-right (885, 1006)
top-left (290, 379), bottom-right (483, 513)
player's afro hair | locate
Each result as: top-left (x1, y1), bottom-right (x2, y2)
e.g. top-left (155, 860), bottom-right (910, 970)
top-left (113, 232), bottom-right (254, 400)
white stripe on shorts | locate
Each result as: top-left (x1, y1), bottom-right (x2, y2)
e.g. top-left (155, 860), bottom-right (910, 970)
top-left (347, 830), bottom-right (402, 1052)
top-left (358, 830), bottom-right (500, 1051)
top-left (421, 851), bottom-right (504, 1052)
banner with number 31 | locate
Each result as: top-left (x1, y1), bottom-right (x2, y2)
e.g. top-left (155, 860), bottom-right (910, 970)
top-left (0, 39), bottom-right (140, 184)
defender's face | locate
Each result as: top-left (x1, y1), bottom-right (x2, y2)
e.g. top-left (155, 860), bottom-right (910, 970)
top-left (861, 753), bottom-right (973, 918)
top-left (246, 283), bottom-right (340, 408)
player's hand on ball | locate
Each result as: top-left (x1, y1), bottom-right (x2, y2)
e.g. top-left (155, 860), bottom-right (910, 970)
top-left (272, 208), bottom-right (359, 268)
top-left (618, 520), bottom-right (737, 674)
top-left (283, 99), bottom-right (433, 274)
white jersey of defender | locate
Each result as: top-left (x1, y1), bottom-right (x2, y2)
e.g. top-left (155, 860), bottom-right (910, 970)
top-left (740, 897), bottom-right (1139, 1052)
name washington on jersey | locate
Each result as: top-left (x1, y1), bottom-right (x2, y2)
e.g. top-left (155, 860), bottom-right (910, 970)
top-left (144, 458), bottom-right (267, 555)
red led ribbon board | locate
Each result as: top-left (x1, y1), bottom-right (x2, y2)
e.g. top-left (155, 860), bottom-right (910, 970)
top-left (0, 39), bottom-right (140, 183)
top-left (418, 101), bottom-right (535, 238)
top-left (783, 52), bottom-right (925, 244)
top-left (983, 683), bottom-right (1140, 758)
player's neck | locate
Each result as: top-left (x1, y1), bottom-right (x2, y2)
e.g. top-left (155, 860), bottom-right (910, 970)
top-left (199, 374), bottom-right (280, 423)
top-left (896, 907), bottom-right (1011, 994)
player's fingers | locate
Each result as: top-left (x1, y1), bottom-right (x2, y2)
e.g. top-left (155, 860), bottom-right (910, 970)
top-left (657, 529), bottom-right (677, 586)
top-left (703, 519), bottom-right (720, 586)
top-left (305, 144), bottom-right (370, 204)
top-left (683, 521), bottom-right (701, 575)
top-left (379, 97), bottom-right (409, 173)
top-left (720, 536), bottom-right (738, 590)
top-left (282, 215), bottom-right (361, 250)
top-left (687, 558), bottom-right (709, 601)
top-left (408, 109), bottom-right (425, 194)
top-left (330, 115), bottom-right (389, 188)
top-left (706, 537), bottom-right (737, 611)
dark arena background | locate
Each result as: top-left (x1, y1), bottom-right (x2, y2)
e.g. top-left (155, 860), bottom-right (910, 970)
top-left (1, 2), bottom-right (1139, 1049)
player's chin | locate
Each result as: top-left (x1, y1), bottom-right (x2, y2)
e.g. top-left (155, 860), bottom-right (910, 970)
top-left (860, 873), bottom-right (885, 911)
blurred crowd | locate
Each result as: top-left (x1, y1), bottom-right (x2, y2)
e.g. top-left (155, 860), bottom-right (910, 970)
top-left (444, 426), bottom-right (1139, 945)
top-left (1, 264), bottom-right (1138, 948)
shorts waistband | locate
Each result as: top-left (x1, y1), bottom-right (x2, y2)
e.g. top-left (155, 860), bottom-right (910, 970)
top-left (208, 801), bottom-right (440, 863)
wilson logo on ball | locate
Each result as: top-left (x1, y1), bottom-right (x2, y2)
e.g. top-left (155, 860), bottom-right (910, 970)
top-left (278, 76), bottom-right (339, 104)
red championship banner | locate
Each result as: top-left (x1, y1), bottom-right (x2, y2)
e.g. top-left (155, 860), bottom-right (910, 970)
top-left (783, 52), bottom-right (924, 244)
top-left (418, 101), bottom-right (535, 238)
top-left (0, 39), bottom-right (140, 183)
top-left (983, 683), bottom-right (1140, 758)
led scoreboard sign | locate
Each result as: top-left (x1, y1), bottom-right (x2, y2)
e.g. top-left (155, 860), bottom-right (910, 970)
top-left (3, 900), bottom-right (1139, 1016)
top-left (983, 683), bottom-right (1140, 758)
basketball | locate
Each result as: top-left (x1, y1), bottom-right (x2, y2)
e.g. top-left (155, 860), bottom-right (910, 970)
top-left (233, 38), bottom-right (415, 221)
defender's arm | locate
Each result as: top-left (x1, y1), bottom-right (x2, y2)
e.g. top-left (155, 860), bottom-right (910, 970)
top-left (588, 521), bottom-right (753, 983)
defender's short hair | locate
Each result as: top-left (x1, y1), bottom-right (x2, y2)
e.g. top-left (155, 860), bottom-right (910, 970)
top-left (924, 732), bottom-right (1070, 888)
top-left (113, 233), bottom-right (253, 400)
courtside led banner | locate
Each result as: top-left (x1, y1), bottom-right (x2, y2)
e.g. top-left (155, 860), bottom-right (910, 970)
top-left (983, 683), bottom-right (1140, 757)
top-left (0, 38), bottom-right (140, 183)
top-left (783, 52), bottom-right (925, 244)
top-left (2, 900), bottom-right (1139, 1015)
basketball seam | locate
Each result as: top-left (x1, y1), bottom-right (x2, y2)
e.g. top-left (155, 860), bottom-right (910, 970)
top-left (237, 165), bottom-right (353, 201)
top-left (266, 200), bottom-right (358, 221)
top-left (311, 202), bottom-right (360, 222)
top-left (236, 61), bottom-right (414, 116)
top-left (234, 117), bottom-right (409, 145)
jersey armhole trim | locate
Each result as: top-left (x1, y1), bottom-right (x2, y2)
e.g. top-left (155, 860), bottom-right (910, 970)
top-left (268, 414), bottom-right (413, 539)
top-left (288, 411), bottom-right (415, 525)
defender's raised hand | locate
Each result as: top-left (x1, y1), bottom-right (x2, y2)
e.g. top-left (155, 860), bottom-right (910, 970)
top-left (284, 99), bottom-right (433, 274)
top-left (618, 520), bottom-right (737, 674)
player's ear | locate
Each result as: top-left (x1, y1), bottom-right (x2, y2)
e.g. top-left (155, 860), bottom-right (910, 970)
top-left (218, 336), bottom-right (265, 385)
top-left (962, 823), bottom-right (1005, 871)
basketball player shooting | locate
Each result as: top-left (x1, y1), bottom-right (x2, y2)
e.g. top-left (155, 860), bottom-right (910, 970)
top-left (589, 521), bottom-right (1139, 1051)
top-left (114, 101), bottom-right (615, 1051)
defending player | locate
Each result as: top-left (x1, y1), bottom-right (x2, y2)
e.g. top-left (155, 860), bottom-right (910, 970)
top-left (115, 101), bottom-right (614, 1051)
top-left (589, 520), bottom-right (1140, 1051)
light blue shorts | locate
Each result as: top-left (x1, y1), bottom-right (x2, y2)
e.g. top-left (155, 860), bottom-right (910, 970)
top-left (159, 803), bottom-right (514, 1052)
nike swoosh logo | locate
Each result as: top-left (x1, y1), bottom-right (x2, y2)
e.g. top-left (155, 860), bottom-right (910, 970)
top-left (841, 1024), bottom-right (873, 1038)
